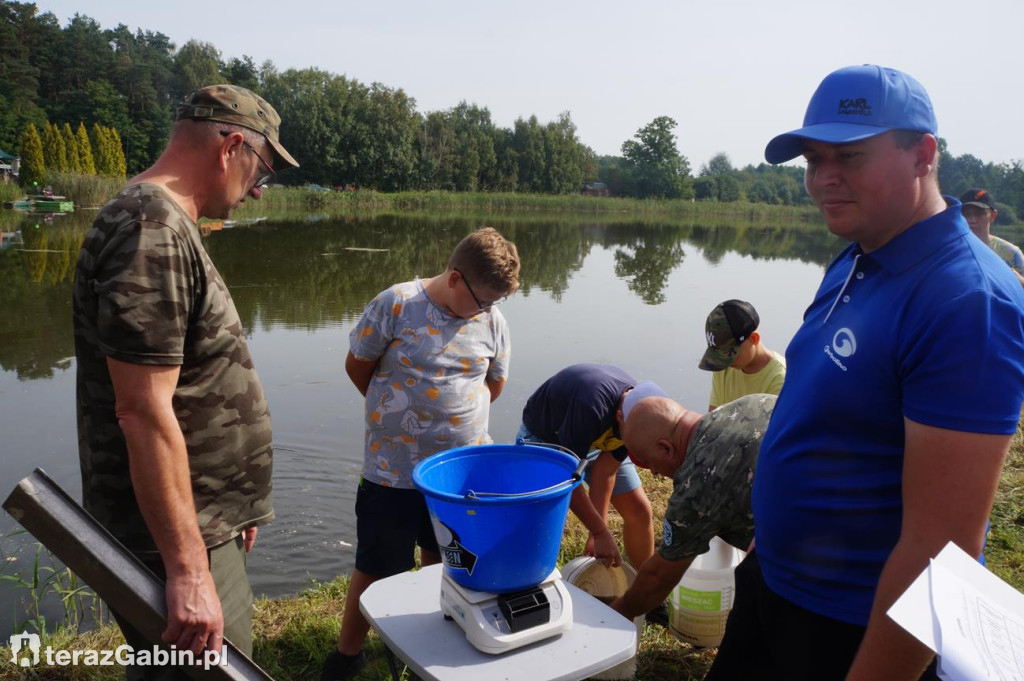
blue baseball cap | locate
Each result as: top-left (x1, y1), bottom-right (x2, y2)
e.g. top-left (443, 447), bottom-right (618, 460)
top-left (764, 65), bottom-right (938, 164)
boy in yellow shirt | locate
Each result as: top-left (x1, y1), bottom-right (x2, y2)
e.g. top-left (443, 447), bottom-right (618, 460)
top-left (699, 300), bottom-right (785, 411)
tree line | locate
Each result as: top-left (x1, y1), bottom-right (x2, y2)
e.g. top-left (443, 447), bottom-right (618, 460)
top-left (2, 0), bottom-right (1021, 217)
top-left (18, 120), bottom-right (126, 187)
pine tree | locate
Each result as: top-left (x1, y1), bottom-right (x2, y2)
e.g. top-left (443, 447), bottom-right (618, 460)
top-left (42, 122), bottom-right (69, 173)
top-left (76, 122), bottom-right (95, 175)
top-left (63, 122), bottom-right (82, 173)
top-left (19, 123), bottom-right (46, 189)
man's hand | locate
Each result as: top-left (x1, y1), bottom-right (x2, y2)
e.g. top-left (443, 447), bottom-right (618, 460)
top-left (162, 567), bottom-right (224, 656)
top-left (242, 526), bottom-right (258, 553)
top-left (586, 528), bottom-right (622, 567)
top-left (611, 553), bottom-right (691, 620)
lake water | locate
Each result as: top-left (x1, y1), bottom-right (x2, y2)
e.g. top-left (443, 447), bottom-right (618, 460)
top-left (0, 209), bottom-right (842, 637)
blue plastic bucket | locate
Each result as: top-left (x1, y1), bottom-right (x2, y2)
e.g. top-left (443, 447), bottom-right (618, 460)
top-left (413, 443), bottom-right (583, 593)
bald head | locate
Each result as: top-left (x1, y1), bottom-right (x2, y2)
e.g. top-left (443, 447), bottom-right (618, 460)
top-left (622, 397), bottom-right (696, 476)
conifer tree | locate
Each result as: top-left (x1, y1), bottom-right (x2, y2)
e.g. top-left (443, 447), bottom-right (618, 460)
top-left (19, 123), bottom-right (46, 189)
top-left (76, 122), bottom-right (96, 175)
top-left (40, 122), bottom-right (54, 170)
top-left (91, 123), bottom-right (114, 176)
top-left (42, 122), bottom-right (69, 173)
top-left (108, 126), bottom-right (127, 177)
top-left (63, 122), bottom-right (82, 173)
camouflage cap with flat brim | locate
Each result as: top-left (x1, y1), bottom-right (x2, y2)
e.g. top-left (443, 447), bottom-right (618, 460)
top-left (698, 300), bottom-right (759, 372)
top-left (175, 84), bottom-right (299, 170)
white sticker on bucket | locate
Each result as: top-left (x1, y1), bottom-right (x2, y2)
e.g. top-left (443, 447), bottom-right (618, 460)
top-left (435, 520), bottom-right (478, 575)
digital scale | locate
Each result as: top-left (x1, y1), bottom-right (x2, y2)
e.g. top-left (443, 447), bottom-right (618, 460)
top-left (440, 569), bottom-right (573, 654)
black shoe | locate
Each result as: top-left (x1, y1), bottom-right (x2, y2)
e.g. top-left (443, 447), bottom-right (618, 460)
top-left (320, 650), bottom-right (365, 681)
top-left (645, 601), bottom-right (669, 628)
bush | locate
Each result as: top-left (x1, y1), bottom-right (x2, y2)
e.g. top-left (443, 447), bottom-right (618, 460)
top-left (47, 172), bottom-right (123, 208)
top-left (303, 188), bottom-right (330, 210)
top-left (995, 201), bottom-right (1019, 225)
top-left (0, 181), bottom-right (22, 203)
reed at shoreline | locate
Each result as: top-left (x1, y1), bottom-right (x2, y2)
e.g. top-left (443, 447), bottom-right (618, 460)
top-left (236, 187), bottom-right (825, 224)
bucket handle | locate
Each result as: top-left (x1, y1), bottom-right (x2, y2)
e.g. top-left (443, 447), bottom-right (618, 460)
top-left (464, 440), bottom-right (588, 499)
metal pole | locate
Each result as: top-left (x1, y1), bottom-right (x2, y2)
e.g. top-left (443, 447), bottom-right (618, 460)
top-left (3, 468), bottom-right (276, 681)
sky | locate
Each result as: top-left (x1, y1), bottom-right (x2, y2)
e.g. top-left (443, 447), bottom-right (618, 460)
top-left (32, 0), bottom-right (1024, 172)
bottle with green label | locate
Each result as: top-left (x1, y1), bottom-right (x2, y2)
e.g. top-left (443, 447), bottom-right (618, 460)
top-left (669, 536), bottom-right (745, 647)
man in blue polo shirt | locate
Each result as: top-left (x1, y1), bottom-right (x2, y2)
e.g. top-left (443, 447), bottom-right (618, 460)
top-left (705, 65), bottom-right (1024, 680)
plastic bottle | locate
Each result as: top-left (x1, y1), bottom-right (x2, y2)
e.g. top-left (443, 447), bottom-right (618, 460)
top-left (668, 536), bottom-right (745, 647)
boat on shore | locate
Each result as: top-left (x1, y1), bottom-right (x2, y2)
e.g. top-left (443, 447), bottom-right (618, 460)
top-left (3, 194), bottom-right (75, 213)
top-left (31, 199), bottom-right (74, 212)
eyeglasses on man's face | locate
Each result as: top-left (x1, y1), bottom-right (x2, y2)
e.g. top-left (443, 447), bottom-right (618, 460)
top-left (219, 130), bottom-right (275, 188)
top-left (455, 269), bottom-right (507, 311)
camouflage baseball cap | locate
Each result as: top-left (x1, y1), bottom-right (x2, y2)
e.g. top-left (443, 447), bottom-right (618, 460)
top-left (698, 300), bottom-right (760, 371)
top-left (175, 84), bottom-right (299, 169)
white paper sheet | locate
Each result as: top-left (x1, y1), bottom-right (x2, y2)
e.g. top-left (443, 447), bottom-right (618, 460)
top-left (888, 541), bottom-right (1024, 681)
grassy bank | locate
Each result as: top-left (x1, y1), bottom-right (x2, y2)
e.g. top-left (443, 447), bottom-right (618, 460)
top-left (46, 173), bottom-right (125, 210)
top-left (0, 174), bottom-right (124, 209)
top-left (5, 417), bottom-right (1024, 680)
top-left (232, 187), bottom-right (826, 227)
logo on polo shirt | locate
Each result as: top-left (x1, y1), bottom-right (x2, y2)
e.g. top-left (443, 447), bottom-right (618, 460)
top-left (832, 328), bottom-right (856, 357)
top-left (824, 327), bottom-right (856, 371)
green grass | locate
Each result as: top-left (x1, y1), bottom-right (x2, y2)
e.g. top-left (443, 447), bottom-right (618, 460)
top-left (985, 419), bottom-right (1024, 590)
top-left (5, 420), bottom-right (1024, 680)
top-left (234, 187), bottom-right (826, 227)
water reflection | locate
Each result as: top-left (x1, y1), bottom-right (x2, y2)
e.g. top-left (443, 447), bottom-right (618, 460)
top-left (0, 213), bottom-right (844, 381)
top-left (0, 212), bottom-right (89, 381)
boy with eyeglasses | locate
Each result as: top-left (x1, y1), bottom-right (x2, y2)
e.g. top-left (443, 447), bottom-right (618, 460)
top-left (323, 227), bottom-right (520, 680)
top-left (960, 187), bottom-right (1024, 287)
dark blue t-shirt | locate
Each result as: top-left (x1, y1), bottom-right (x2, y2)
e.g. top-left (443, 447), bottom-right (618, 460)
top-left (521, 363), bottom-right (634, 461)
top-left (753, 200), bottom-right (1024, 625)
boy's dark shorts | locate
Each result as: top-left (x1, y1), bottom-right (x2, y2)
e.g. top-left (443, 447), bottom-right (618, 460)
top-left (355, 478), bottom-right (439, 577)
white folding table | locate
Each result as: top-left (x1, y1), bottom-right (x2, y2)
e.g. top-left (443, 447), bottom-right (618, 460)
top-left (359, 564), bottom-right (637, 681)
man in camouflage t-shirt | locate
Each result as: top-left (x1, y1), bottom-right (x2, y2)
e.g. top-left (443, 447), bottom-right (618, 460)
top-left (609, 393), bottom-right (775, 620)
top-left (73, 84), bottom-right (297, 675)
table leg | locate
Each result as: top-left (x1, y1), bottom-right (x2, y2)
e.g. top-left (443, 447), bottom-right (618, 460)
top-left (384, 645), bottom-right (401, 681)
